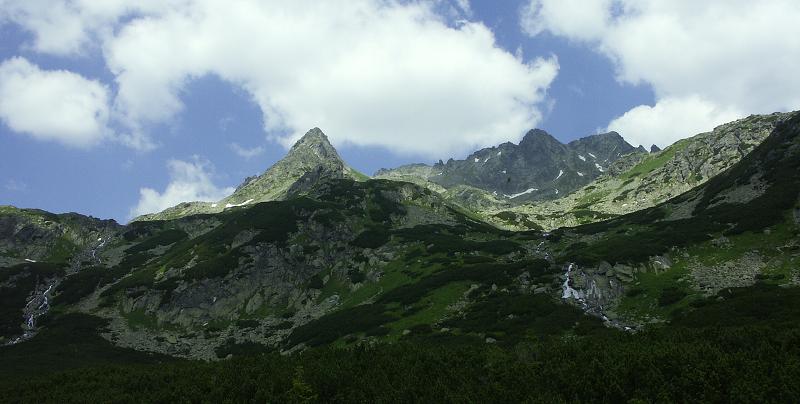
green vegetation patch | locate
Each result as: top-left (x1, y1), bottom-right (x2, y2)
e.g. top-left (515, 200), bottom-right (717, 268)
top-left (351, 227), bottom-right (390, 248)
top-left (125, 229), bottom-right (189, 254)
top-left (0, 313), bottom-right (172, 379)
top-left (287, 304), bottom-right (395, 347)
top-left (393, 224), bottom-right (523, 256)
top-left (445, 293), bottom-right (606, 341)
top-left (55, 266), bottom-right (129, 306)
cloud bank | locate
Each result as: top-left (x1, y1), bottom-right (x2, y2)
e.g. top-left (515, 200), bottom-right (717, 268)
top-left (129, 157), bottom-right (234, 219)
top-left (0, 57), bottom-right (111, 147)
top-left (2, 0), bottom-right (558, 158)
top-left (522, 0), bottom-right (800, 147)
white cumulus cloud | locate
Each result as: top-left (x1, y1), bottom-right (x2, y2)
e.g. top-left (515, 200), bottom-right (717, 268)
top-left (230, 143), bottom-right (265, 160)
top-left (607, 96), bottom-right (741, 148)
top-left (2, 0), bottom-right (559, 158)
top-left (0, 57), bottom-right (111, 147)
top-left (522, 0), bottom-right (800, 147)
top-left (521, 0), bottom-right (612, 41)
top-left (0, 0), bottom-right (176, 55)
top-left (129, 157), bottom-right (234, 218)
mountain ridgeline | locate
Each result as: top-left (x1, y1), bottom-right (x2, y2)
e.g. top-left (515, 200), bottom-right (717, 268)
top-left (376, 129), bottom-right (639, 204)
top-left (2, 112), bottom-right (800, 401)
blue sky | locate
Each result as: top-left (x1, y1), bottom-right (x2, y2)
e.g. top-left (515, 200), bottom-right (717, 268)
top-left (1, 0), bottom-right (798, 222)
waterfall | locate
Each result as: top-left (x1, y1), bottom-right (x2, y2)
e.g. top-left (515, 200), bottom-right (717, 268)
top-left (562, 263), bottom-right (584, 300)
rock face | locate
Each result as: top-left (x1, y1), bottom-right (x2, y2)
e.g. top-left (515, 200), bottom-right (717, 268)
top-left (376, 130), bottom-right (637, 204)
top-left (134, 128), bottom-right (366, 222)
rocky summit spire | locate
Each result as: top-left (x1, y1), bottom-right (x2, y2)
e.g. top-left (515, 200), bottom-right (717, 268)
top-left (132, 127), bottom-right (366, 221)
top-left (219, 127), bottom-right (362, 206)
top-left (288, 127), bottom-right (341, 161)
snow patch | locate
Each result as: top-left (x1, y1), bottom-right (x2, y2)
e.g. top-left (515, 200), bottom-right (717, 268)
top-left (496, 151), bottom-right (502, 156)
top-left (554, 169), bottom-right (563, 180)
top-left (578, 155), bottom-right (586, 161)
top-left (588, 153), bottom-right (596, 159)
top-left (24, 258), bottom-right (36, 263)
top-left (555, 189), bottom-right (559, 195)
top-left (577, 172), bottom-right (584, 177)
top-left (504, 188), bottom-right (538, 199)
top-left (225, 199), bottom-right (254, 209)
top-left (211, 203), bottom-right (218, 208)
top-left (474, 157), bottom-right (480, 163)
top-left (484, 157), bottom-right (490, 163)
top-left (595, 163), bottom-right (604, 172)
top-left (501, 170), bottom-right (507, 174)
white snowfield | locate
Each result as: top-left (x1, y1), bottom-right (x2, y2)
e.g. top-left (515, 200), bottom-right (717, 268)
top-left (225, 199), bottom-right (254, 209)
top-left (504, 187), bottom-right (538, 199)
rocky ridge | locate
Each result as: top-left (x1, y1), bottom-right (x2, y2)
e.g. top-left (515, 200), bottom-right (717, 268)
top-left (376, 129), bottom-right (638, 205)
top-left (488, 112), bottom-right (794, 230)
top-left (134, 128), bottom-right (367, 222)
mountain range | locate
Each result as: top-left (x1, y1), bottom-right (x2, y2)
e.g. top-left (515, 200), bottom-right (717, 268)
top-left (1, 111), bottom-right (800, 400)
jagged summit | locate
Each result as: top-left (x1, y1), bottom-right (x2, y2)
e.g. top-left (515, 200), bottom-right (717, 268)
top-left (377, 128), bottom-right (637, 204)
top-left (519, 129), bottom-right (562, 148)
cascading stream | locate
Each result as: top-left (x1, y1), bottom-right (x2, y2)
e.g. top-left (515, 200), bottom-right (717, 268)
top-left (561, 263), bottom-right (584, 301)
top-left (7, 235), bottom-right (110, 345)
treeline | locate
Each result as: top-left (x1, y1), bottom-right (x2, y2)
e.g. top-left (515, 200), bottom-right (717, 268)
top-left (2, 324), bottom-right (799, 403)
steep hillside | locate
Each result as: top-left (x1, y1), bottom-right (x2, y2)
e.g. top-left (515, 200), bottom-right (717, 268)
top-left (548, 111), bottom-right (800, 326)
top-left (1, 177), bottom-right (567, 358)
top-left (0, 207), bottom-right (120, 342)
top-left (489, 112), bottom-right (793, 230)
